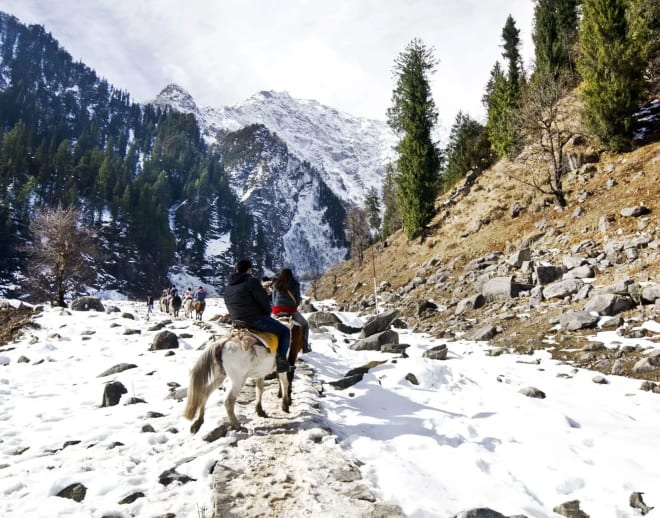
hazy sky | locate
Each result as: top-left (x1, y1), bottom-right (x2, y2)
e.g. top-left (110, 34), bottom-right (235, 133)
top-left (0, 0), bottom-right (535, 132)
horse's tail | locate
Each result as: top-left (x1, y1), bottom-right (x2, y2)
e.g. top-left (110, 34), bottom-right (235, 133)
top-left (183, 342), bottom-right (220, 421)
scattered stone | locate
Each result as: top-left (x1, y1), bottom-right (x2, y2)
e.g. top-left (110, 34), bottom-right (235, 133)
top-left (158, 468), bottom-right (196, 486)
top-left (56, 483), bottom-right (87, 502)
top-left (519, 386), bottom-right (546, 399)
top-left (592, 375), bottom-right (608, 384)
top-left (553, 499), bottom-right (589, 518)
top-left (630, 491), bottom-right (654, 515)
top-left (423, 344), bottom-right (448, 360)
top-left (101, 381), bottom-right (127, 407)
top-left (97, 363), bottom-right (138, 377)
top-left (150, 330), bottom-right (179, 351)
top-left (118, 492), bottom-right (145, 504)
top-left (405, 373), bottom-right (419, 385)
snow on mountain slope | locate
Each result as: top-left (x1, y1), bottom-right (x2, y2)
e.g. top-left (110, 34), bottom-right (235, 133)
top-left (152, 85), bottom-right (395, 205)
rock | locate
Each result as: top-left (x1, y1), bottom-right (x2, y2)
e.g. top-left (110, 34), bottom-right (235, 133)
top-left (641, 284), bottom-right (660, 303)
top-left (584, 294), bottom-right (636, 316)
top-left (97, 363), bottom-right (137, 377)
top-left (455, 294), bottom-right (485, 315)
top-left (56, 483), bottom-right (87, 502)
top-left (553, 499), bottom-right (589, 518)
top-left (592, 375), bottom-right (608, 384)
top-left (632, 357), bottom-right (659, 374)
top-left (350, 330), bottom-right (399, 351)
top-left (543, 279), bottom-right (582, 299)
top-left (620, 206), bottom-right (650, 217)
top-left (535, 265), bottom-right (564, 285)
top-left (629, 492), bottom-right (654, 515)
top-left (423, 344), bottom-right (448, 360)
top-left (559, 311), bottom-right (599, 331)
top-left (360, 309), bottom-right (400, 338)
top-left (464, 325), bottom-right (498, 341)
top-left (563, 265), bottom-right (594, 279)
top-left (70, 297), bottom-right (105, 312)
top-left (507, 248), bottom-right (531, 268)
top-left (450, 509), bottom-right (508, 518)
top-left (150, 330), bottom-right (179, 351)
top-left (519, 386), bottom-right (546, 399)
top-left (101, 381), bottom-right (127, 407)
top-left (158, 468), bottom-right (196, 486)
top-left (481, 277), bottom-right (521, 301)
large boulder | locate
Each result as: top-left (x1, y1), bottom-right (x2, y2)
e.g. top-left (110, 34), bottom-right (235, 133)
top-left (543, 279), bottom-right (583, 300)
top-left (559, 311), bottom-right (599, 331)
top-left (150, 330), bottom-right (179, 351)
top-left (584, 294), bottom-right (636, 316)
top-left (350, 330), bottom-right (399, 351)
top-left (481, 277), bottom-right (521, 301)
top-left (360, 309), bottom-right (400, 338)
top-left (70, 296), bottom-right (105, 312)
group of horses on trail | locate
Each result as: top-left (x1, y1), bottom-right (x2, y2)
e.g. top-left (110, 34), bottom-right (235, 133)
top-left (159, 293), bottom-right (204, 320)
top-left (184, 313), bottom-right (305, 433)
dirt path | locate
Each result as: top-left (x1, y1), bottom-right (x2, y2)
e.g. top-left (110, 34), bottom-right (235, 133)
top-left (210, 360), bottom-right (404, 517)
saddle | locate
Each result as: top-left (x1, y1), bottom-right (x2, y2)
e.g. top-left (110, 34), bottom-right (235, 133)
top-left (231, 321), bottom-right (278, 354)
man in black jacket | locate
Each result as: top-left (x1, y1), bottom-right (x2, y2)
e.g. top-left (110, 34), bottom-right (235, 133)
top-left (223, 259), bottom-right (291, 373)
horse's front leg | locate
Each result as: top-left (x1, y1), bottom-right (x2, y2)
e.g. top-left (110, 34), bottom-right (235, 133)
top-left (254, 377), bottom-right (268, 418)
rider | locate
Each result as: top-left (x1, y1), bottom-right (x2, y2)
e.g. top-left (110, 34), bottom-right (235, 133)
top-left (223, 259), bottom-right (291, 373)
top-left (194, 286), bottom-right (206, 306)
top-left (183, 287), bottom-right (194, 301)
top-left (271, 268), bottom-right (311, 353)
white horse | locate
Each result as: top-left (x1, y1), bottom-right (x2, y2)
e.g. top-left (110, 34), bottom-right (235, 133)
top-left (183, 297), bottom-right (193, 319)
top-left (183, 329), bottom-right (290, 432)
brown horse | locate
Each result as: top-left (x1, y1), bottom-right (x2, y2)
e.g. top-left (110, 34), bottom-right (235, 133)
top-left (194, 300), bottom-right (205, 320)
top-left (274, 314), bottom-right (304, 400)
top-left (183, 329), bottom-right (290, 432)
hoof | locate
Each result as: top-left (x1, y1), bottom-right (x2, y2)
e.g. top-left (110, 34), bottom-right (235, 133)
top-left (190, 420), bottom-right (202, 434)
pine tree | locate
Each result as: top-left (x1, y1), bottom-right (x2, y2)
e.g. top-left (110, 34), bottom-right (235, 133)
top-left (363, 186), bottom-right (382, 238)
top-left (484, 16), bottom-right (526, 158)
top-left (578, 0), bottom-right (646, 151)
top-left (381, 163), bottom-right (402, 239)
top-left (443, 112), bottom-right (492, 192)
top-left (386, 38), bottom-right (441, 241)
top-left (532, 0), bottom-right (580, 80)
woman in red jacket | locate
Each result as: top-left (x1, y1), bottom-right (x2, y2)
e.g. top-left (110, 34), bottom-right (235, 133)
top-left (271, 268), bottom-right (311, 353)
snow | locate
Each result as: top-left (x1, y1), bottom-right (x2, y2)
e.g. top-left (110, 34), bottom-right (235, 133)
top-left (1, 298), bottom-right (659, 517)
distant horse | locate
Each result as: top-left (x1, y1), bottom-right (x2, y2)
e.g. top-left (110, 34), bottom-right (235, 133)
top-left (274, 314), bottom-right (304, 400)
top-left (194, 300), bottom-right (205, 321)
top-left (183, 298), bottom-right (193, 319)
top-left (183, 329), bottom-right (290, 432)
top-left (160, 296), bottom-right (169, 314)
top-left (171, 295), bottom-right (182, 317)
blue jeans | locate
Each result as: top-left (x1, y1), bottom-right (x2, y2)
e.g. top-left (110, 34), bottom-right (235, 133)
top-left (251, 316), bottom-right (290, 359)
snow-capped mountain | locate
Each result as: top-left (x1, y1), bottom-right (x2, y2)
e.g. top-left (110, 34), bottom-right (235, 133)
top-left (152, 84), bottom-right (396, 206)
top-left (152, 84), bottom-right (396, 281)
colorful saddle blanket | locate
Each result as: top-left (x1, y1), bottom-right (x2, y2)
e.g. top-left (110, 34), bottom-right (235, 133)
top-left (247, 329), bottom-right (278, 354)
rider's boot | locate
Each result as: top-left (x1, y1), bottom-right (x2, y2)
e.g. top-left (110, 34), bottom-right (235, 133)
top-left (276, 355), bottom-right (290, 373)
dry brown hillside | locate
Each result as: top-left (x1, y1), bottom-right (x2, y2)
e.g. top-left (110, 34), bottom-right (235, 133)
top-left (314, 141), bottom-right (659, 304)
top-left (310, 98), bottom-right (660, 381)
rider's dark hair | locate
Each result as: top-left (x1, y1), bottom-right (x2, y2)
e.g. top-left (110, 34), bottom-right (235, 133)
top-left (236, 259), bottom-right (252, 273)
top-left (273, 268), bottom-right (294, 291)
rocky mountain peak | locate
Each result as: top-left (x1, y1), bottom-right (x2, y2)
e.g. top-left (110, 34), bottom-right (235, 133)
top-left (152, 83), bottom-right (197, 113)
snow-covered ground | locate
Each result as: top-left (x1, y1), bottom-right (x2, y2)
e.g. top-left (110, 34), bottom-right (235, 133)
top-left (0, 298), bottom-right (659, 517)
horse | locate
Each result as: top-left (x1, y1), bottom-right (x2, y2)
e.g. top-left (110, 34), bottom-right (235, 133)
top-left (194, 300), bottom-right (205, 321)
top-left (183, 297), bottom-right (193, 319)
top-left (159, 296), bottom-right (169, 314)
top-left (171, 295), bottom-right (182, 317)
top-left (273, 313), bottom-right (305, 400)
top-left (183, 329), bottom-right (290, 432)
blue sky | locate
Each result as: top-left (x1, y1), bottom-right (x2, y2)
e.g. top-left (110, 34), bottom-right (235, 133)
top-left (0, 0), bottom-right (534, 130)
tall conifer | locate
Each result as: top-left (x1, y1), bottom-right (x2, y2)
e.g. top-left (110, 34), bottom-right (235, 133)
top-left (386, 38), bottom-right (441, 241)
top-left (578, 0), bottom-right (645, 151)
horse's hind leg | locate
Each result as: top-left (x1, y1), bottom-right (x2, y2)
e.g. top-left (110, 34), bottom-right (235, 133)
top-left (254, 377), bottom-right (268, 418)
top-left (224, 376), bottom-right (247, 430)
